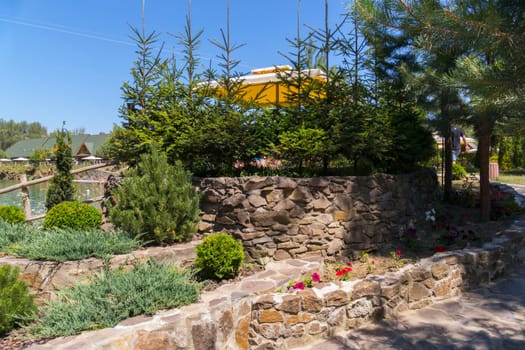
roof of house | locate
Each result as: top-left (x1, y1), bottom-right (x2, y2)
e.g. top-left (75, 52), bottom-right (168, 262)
top-left (5, 133), bottom-right (110, 158)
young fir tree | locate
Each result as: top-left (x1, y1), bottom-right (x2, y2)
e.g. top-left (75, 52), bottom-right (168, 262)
top-left (108, 144), bottom-right (200, 244)
top-left (45, 126), bottom-right (75, 210)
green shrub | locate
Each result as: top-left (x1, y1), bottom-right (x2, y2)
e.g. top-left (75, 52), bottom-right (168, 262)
top-left (43, 201), bottom-right (102, 230)
top-left (0, 264), bottom-right (37, 336)
top-left (7, 228), bottom-right (141, 262)
top-left (29, 260), bottom-right (200, 338)
top-left (195, 233), bottom-right (245, 280)
top-left (107, 144), bottom-right (200, 244)
top-left (0, 206), bottom-right (26, 224)
top-left (452, 163), bottom-right (467, 180)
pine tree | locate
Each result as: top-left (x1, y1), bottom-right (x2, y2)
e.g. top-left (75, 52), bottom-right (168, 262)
top-left (108, 144), bottom-right (200, 244)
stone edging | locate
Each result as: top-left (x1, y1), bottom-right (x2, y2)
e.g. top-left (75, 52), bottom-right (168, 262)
top-left (28, 217), bottom-right (525, 350)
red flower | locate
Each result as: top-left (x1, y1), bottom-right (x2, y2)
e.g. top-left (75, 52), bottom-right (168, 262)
top-left (312, 272), bottom-right (320, 283)
top-left (291, 282), bottom-right (305, 290)
top-left (396, 249), bottom-right (402, 257)
top-left (434, 246), bottom-right (447, 252)
top-left (336, 267), bottom-right (352, 277)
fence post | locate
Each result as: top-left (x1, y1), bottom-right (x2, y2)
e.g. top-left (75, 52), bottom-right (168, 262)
top-left (19, 174), bottom-right (32, 220)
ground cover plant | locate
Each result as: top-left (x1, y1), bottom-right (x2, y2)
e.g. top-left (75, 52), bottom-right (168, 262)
top-left (0, 221), bottom-right (35, 251)
top-left (27, 260), bottom-right (200, 338)
top-left (0, 221), bottom-right (141, 262)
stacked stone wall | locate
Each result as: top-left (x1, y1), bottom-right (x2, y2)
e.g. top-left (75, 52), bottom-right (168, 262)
top-left (196, 169), bottom-right (439, 262)
top-left (27, 225), bottom-right (525, 350)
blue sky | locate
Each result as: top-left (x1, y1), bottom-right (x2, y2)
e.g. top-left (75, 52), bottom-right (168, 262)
top-left (0, 1), bottom-right (350, 135)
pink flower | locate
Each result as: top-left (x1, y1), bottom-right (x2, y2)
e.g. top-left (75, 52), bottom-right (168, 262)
top-left (434, 246), bottom-right (447, 252)
top-left (396, 249), bottom-right (402, 257)
top-left (312, 272), bottom-right (320, 283)
top-left (291, 282), bottom-right (305, 290)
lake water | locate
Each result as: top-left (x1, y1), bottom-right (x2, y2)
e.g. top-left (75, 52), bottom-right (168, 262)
top-left (0, 179), bottom-right (105, 216)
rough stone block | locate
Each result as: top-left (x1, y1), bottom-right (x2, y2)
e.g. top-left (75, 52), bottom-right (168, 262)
top-left (253, 295), bottom-right (276, 310)
top-left (325, 289), bottom-right (349, 307)
top-left (408, 282), bottom-right (430, 302)
top-left (284, 312), bottom-right (314, 327)
top-left (431, 263), bottom-right (450, 280)
top-left (273, 250), bottom-right (292, 261)
top-left (277, 295), bottom-right (301, 314)
top-left (306, 320), bottom-right (328, 335)
top-left (235, 316), bottom-right (251, 350)
top-left (254, 323), bottom-right (281, 340)
top-left (352, 280), bottom-right (380, 299)
top-left (380, 282), bottom-right (400, 299)
top-left (408, 268), bottom-right (432, 282)
top-left (300, 290), bottom-right (323, 312)
top-left (433, 279), bottom-right (452, 297)
top-left (259, 310), bottom-right (284, 323)
top-left (347, 298), bottom-right (373, 318)
top-left (328, 306), bottom-right (347, 326)
top-left (134, 330), bottom-right (171, 350)
top-left (192, 320), bottom-right (217, 350)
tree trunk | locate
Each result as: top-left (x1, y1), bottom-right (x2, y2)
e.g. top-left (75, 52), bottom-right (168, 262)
top-left (443, 124), bottom-right (452, 201)
top-left (478, 117), bottom-right (492, 222)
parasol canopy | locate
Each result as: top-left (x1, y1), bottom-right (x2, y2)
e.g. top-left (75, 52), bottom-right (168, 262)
top-left (198, 65), bottom-right (326, 106)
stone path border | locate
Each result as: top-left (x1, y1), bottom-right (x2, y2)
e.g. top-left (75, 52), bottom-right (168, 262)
top-left (304, 263), bottom-right (525, 350)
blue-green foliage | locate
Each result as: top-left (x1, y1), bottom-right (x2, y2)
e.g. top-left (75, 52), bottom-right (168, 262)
top-left (0, 220), bottom-right (35, 251)
top-left (6, 228), bottom-right (141, 262)
top-left (29, 260), bottom-right (200, 338)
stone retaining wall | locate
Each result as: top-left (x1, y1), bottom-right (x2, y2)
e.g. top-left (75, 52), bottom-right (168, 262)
top-left (196, 169), bottom-right (439, 262)
top-left (29, 220), bottom-right (525, 350)
top-left (0, 242), bottom-right (198, 298)
top-left (248, 232), bottom-right (525, 349)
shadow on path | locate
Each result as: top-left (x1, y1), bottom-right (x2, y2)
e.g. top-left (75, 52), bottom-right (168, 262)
top-left (308, 264), bottom-right (525, 350)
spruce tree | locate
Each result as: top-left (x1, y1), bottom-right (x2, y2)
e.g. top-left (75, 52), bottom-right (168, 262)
top-left (45, 126), bottom-right (75, 210)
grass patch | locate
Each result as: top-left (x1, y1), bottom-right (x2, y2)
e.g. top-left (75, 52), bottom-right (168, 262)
top-left (0, 222), bottom-right (142, 262)
top-left (496, 174), bottom-right (525, 186)
top-left (28, 260), bottom-right (200, 338)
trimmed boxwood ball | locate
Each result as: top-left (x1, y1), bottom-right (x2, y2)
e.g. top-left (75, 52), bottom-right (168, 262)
top-left (43, 201), bottom-right (102, 230)
top-left (195, 233), bottom-right (245, 280)
top-left (0, 205), bottom-right (26, 224)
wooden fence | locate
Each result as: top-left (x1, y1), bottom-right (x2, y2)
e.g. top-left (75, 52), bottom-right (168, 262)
top-left (0, 163), bottom-right (112, 222)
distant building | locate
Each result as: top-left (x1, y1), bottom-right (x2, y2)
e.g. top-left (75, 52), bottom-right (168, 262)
top-left (5, 133), bottom-right (109, 160)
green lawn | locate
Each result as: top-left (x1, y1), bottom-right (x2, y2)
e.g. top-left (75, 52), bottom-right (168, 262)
top-left (496, 174), bottom-right (525, 186)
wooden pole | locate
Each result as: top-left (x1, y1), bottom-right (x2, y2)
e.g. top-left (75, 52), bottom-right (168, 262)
top-left (19, 174), bottom-right (32, 220)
